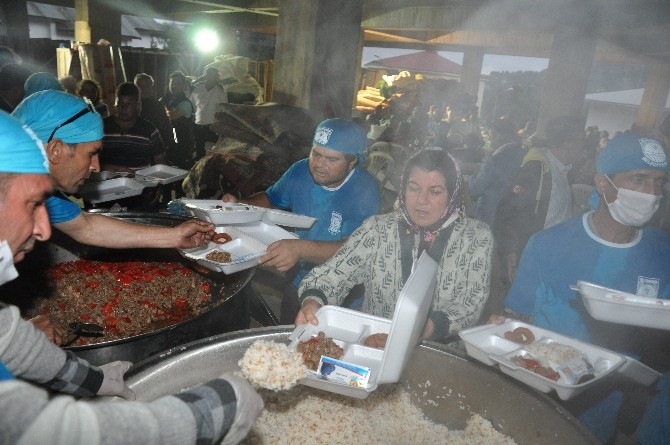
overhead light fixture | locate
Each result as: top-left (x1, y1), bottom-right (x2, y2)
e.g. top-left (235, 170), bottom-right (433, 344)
top-left (194, 28), bottom-right (219, 53)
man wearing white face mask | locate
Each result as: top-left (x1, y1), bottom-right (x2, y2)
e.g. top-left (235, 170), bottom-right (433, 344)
top-left (496, 132), bottom-right (669, 342)
top-left (488, 133), bottom-right (670, 443)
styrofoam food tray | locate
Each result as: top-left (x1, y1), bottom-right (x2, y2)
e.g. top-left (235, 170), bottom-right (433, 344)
top-left (575, 281), bottom-right (670, 330)
top-left (181, 200), bottom-right (265, 225)
top-left (179, 222), bottom-right (297, 274)
top-left (288, 252), bottom-right (438, 398)
top-left (134, 164), bottom-right (189, 185)
top-left (77, 177), bottom-right (145, 204)
top-left (254, 206), bottom-right (317, 229)
top-left (87, 171), bottom-right (129, 182)
top-left (458, 321), bottom-right (625, 400)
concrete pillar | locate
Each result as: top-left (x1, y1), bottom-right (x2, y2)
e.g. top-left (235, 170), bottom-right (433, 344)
top-left (461, 49), bottom-right (484, 102)
top-left (635, 61), bottom-right (670, 134)
top-left (74, 0), bottom-right (92, 44)
top-left (536, 27), bottom-right (597, 136)
top-left (273, 0), bottom-right (363, 121)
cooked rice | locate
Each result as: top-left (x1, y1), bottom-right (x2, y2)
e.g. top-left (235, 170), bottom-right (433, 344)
top-left (526, 342), bottom-right (583, 365)
top-left (240, 384), bottom-right (517, 445)
top-left (239, 340), bottom-right (307, 391)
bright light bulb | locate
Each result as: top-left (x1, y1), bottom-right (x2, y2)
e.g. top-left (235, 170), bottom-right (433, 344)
top-left (194, 29), bottom-right (219, 53)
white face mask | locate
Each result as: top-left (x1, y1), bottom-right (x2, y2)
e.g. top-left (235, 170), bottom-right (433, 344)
top-left (604, 175), bottom-right (662, 227)
top-left (0, 240), bottom-right (18, 285)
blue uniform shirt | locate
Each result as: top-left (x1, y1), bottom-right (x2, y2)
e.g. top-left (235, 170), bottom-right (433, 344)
top-left (505, 211), bottom-right (670, 342)
top-left (46, 193), bottom-right (82, 224)
top-left (265, 159), bottom-right (380, 286)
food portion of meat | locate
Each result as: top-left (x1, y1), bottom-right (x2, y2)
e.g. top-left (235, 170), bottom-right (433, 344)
top-left (212, 232), bottom-right (233, 244)
top-left (27, 260), bottom-right (213, 345)
top-left (363, 333), bottom-right (388, 349)
top-left (296, 331), bottom-right (344, 370)
top-left (504, 327), bottom-right (535, 344)
top-left (205, 250), bottom-right (232, 263)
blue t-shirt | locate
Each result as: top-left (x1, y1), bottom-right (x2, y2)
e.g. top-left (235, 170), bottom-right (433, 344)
top-left (46, 193), bottom-right (82, 224)
top-left (265, 159), bottom-right (381, 285)
top-left (504, 211), bottom-right (670, 342)
top-left (0, 360), bottom-right (13, 380)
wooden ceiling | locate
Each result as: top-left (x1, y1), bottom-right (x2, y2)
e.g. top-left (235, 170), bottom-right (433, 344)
top-left (127, 0), bottom-right (670, 65)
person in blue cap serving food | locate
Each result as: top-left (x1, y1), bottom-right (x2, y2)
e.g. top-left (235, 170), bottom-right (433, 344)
top-left (223, 118), bottom-right (381, 323)
top-left (10, 90), bottom-right (214, 345)
top-left (0, 110), bottom-right (263, 445)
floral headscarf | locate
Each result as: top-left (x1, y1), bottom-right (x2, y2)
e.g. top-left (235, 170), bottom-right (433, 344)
top-left (398, 147), bottom-right (465, 259)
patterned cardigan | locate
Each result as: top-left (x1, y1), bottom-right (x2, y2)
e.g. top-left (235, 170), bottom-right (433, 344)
top-left (298, 212), bottom-right (493, 339)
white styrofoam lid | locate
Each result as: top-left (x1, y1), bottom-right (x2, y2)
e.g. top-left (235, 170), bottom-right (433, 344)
top-left (377, 251), bottom-right (438, 384)
top-left (257, 207), bottom-right (317, 229)
top-left (78, 177), bottom-right (145, 204)
top-left (181, 200), bottom-right (265, 225)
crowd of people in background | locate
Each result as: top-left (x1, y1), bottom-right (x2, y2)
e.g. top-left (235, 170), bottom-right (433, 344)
top-left (0, 44), bottom-right (256, 210)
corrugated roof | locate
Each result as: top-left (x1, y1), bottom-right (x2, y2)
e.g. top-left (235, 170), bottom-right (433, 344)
top-left (585, 88), bottom-right (670, 109)
top-left (27, 1), bottom-right (172, 40)
top-left (27, 1), bottom-right (75, 22)
top-left (122, 15), bottom-right (163, 33)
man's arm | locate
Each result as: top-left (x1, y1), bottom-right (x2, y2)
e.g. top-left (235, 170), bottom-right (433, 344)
top-left (54, 212), bottom-right (214, 249)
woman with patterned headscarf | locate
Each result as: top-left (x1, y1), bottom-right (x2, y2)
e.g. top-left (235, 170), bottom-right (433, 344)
top-left (296, 147), bottom-right (493, 345)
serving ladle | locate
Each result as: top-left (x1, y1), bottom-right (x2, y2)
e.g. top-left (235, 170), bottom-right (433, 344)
top-left (63, 321), bottom-right (105, 346)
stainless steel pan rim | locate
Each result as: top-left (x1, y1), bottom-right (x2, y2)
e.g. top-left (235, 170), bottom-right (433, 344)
top-left (123, 327), bottom-right (599, 445)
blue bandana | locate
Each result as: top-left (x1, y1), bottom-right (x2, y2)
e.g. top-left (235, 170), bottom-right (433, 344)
top-left (313, 118), bottom-right (367, 163)
top-left (12, 90), bottom-right (103, 144)
top-left (23, 72), bottom-right (63, 97)
top-left (589, 133), bottom-right (668, 208)
top-left (0, 111), bottom-right (49, 174)
top-left (597, 133), bottom-right (667, 175)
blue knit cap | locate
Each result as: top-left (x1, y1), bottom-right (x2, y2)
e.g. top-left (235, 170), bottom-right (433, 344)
top-left (589, 133), bottom-right (668, 208)
top-left (12, 90), bottom-right (103, 143)
top-left (0, 111), bottom-right (49, 174)
top-left (312, 118), bottom-right (367, 163)
top-left (23, 72), bottom-right (63, 97)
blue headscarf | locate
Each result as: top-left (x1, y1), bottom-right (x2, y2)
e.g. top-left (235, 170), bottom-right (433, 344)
top-left (12, 90), bottom-right (103, 144)
top-left (23, 72), bottom-right (63, 97)
top-left (0, 111), bottom-right (49, 174)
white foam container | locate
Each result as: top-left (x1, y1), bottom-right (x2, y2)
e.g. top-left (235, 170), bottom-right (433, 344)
top-left (134, 164), bottom-right (189, 185)
top-left (182, 200), bottom-right (266, 225)
top-left (288, 252), bottom-right (438, 398)
top-left (256, 206), bottom-right (316, 229)
top-left (87, 171), bottom-right (130, 182)
top-left (575, 281), bottom-right (670, 330)
top-left (459, 320), bottom-right (625, 400)
top-left (182, 199), bottom-right (318, 228)
top-left (179, 222), bottom-right (298, 274)
top-left (78, 177), bottom-right (145, 204)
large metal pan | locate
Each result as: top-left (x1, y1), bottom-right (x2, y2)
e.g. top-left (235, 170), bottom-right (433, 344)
top-left (124, 327), bottom-right (599, 444)
top-left (5, 212), bottom-right (255, 366)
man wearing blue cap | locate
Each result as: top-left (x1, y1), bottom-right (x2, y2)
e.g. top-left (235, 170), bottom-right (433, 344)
top-left (11, 91), bottom-right (213, 311)
top-left (0, 109), bottom-right (262, 445)
top-left (490, 133), bottom-right (670, 442)
top-left (223, 118), bottom-right (381, 323)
